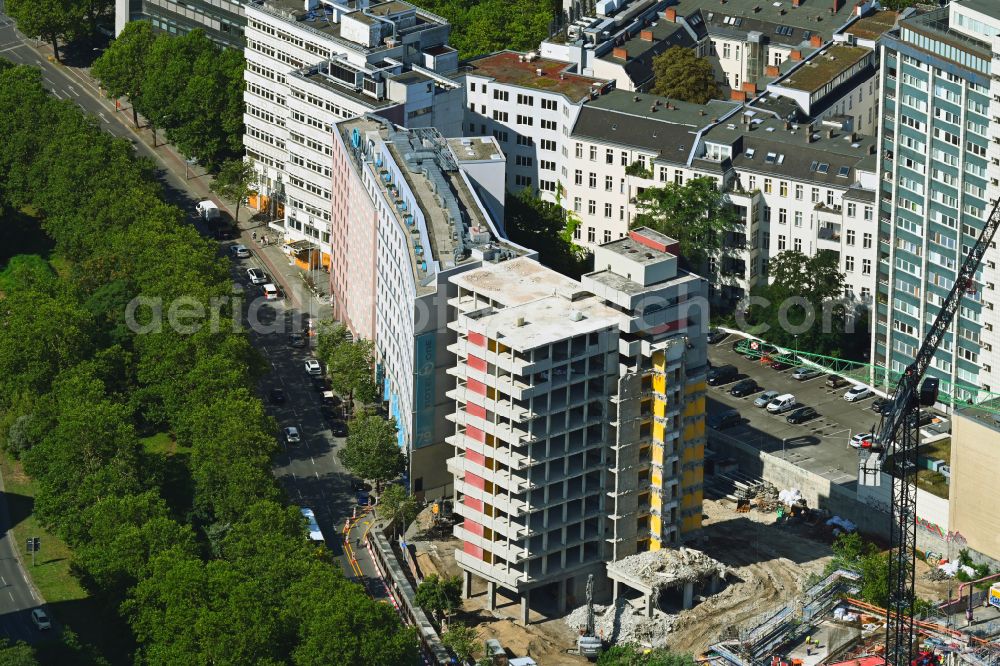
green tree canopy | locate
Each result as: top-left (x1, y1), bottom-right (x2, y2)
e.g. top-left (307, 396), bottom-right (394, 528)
top-left (5, 0), bottom-right (82, 62)
top-left (504, 189), bottom-right (589, 279)
top-left (747, 250), bottom-right (851, 356)
top-left (91, 20), bottom-right (156, 128)
top-left (378, 484), bottom-right (420, 537)
top-left (632, 176), bottom-right (740, 270)
top-left (409, 0), bottom-right (554, 59)
top-left (441, 624), bottom-right (480, 664)
top-left (650, 46), bottom-right (721, 104)
top-left (316, 324), bottom-right (377, 408)
top-left (598, 645), bottom-right (697, 666)
top-left (338, 410), bottom-right (405, 492)
top-left (211, 159), bottom-right (257, 224)
top-left (414, 573), bottom-right (463, 623)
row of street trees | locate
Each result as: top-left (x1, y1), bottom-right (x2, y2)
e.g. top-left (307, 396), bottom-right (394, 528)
top-left (91, 22), bottom-right (244, 169)
top-left (0, 59), bottom-right (419, 664)
top-left (5, 0), bottom-right (111, 62)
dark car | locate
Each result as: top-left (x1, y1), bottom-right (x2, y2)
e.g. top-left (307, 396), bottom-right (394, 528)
top-left (311, 375), bottom-right (330, 392)
top-left (907, 410), bottom-right (934, 428)
top-left (826, 375), bottom-right (850, 389)
top-left (769, 359), bottom-right (793, 371)
top-left (786, 406), bottom-right (819, 424)
top-left (330, 421), bottom-right (349, 437)
top-left (871, 397), bottom-right (893, 414)
top-left (356, 492), bottom-right (373, 507)
top-left (729, 378), bottom-right (760, 397)
top-left (351, 478), bottom-right (372, 493)
top-left (707, 329), bottom-right (729, 344)
top-left (708, 408), bottom-right (742, 430)
top-left (707, 364), bottom-right (739, 386)
top-left (268, 388), bottom-right (286, 405)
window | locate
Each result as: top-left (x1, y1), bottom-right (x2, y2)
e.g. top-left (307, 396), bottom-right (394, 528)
top-left (748, 175), bottom-right (756, 190)
top-left (604, 202), bottom-right (612, 218)
top-left (589, 172), bottom-right (596, 188)
top-left (778, 208), bottom-right (787, 225)
top-left (794, 211), bottom-right (802, 227)
top-left (604, 230), bottom-right (612, 243)
top-left (847, 203), bottom-right (856, 217)
top-left (659, 166), bottom-right (669, 182)
top-left (575, 143), bottom-right (583, 158)
top-left (540, 160), bottom-right (556, 171)
top-left (794, 238), bottom-right (802, 252)
top-left (811, 187), bottom-right (820, 203)
top-left (541, 98), bottom-right (557, 111)
top-left (863, 233), bottom-right (872, 249)
top-left (574, 225), bottom-right (581, 240)
top-left (606, 149), bottom-right (614, 164)
top-left (540, 139), bottom-right (556, 152)
top-left (779, 181), bottom-right (788, 197)
top-left (515, 155), bottom-right (533, 167)
top-left (845, 256), bottom-right (854, 271)
top-left (493, 89), bottom-right (509, 101)
top-left (514, 175), bottom-right (532, 187)
top-left (492, 110), bottom-right (508, 122)
top-left (574, 170), bottom-right (582, 186)
top-left (539, 179), bottom-right (556, 192)
top-left (492, 130), bottom-right (508, 142)
top-left (778, 235), bottom-right (786, 250)
top-left (826, 190), bottom-right (834, 206)
top-left (516, 114), bottom-right (533, 126)
top-left (588, 200), bottom-right (596, 215)
top-left (621, 151), bottom-right (628, 166)
top-left (846, 229), bottom-right (855, 245)
top-left (589, 146), bottom-right (597, 161)
top-left (794, 184), bottom-right (803, 200)
top-left (587, 226), bottom-right (595, 242)
top-left (516, 135), bottom-right (534, 146)
top-left (573, 197), bottom-right (581, 212)
top-left (763, 178), bottom-right (772, 194)
top-left (516, 93), bottom-right (534, 105)
top-left (605, 175), bottom-right (613, 191)
top-left (862, 258), bottom-right (871, 275)
top-left (540, 119), bottom-right (557, 130)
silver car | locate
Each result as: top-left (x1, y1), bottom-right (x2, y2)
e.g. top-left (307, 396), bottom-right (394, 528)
top-left (754, 390), bottom-right (779, 408)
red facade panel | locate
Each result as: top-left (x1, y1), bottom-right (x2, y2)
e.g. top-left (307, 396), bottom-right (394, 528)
top-left (467, 355), bottom-right (487, 372)
top-left (468, 332), bottom-right (486, 347)
top-left (468, 378), bottom-right (487, 395)
top-left (467, 403), bottom-right (486, 419)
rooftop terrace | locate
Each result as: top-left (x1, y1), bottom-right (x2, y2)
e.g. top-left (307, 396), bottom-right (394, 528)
top-left (777, 44), bottom-right (871, 93)
top-left (842, 10), bottom-right (898, 41)
top-left (470, 293), bottom-right (620, 351)
top-left (451, 257), bottom-right (586, 307)
top-left (463, 51), bottom-right (612, 103)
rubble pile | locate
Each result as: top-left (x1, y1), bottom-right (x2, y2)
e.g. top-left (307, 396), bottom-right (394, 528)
top-left (610, 547), bottom-right (727, 587)
top-left (565, 598), bottom-right (679, 648)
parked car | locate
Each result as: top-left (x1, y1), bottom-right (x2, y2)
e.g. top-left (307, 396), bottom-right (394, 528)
top-left (304, 359), bottom-right (322, 375)
top-left (351, 478), bottom-right (372, 493)
top-left (786, 406), bottom-right (819, 424)
top-left (283, 426), bottom-right (301, 445)
top-left (754, 390), bottom-right (780, 408)
top-left (31, 609), bottom-right (51, 631)
top-left (268, 388), bottom-right (286, 405)
top-left (289, 333), bottom-right (307, 348)
top-left (321, 390), bottom-right (340, 407)
top-left (768, 358), bottom-right (793, 371)
top-left (707, 329), bottom-right (729, 344)
top-left (826, 375), bottom-right (850, 389)
top-left (311, 375), bottom-right (330, 392)
top-left (729, 378), bottom-right (760, 397)
top-left (792, 367), bottom-right (823, 381)
top-left (907, 410), bottom-right (935, 428)
top-left (708, 408), bottom-right (742, 430)
top-left (871, 397), bottom-right (893, 414)
top-left (230, 244), bottom-right (251, 259)
top-left (707, 364), bottom-right (739, 386)
top-left (330, 421), bottom-right (349, 437)
top-left (766, 394), bottom-right (797, 414)
top-left (844, 385), bottom-right (873, 402)
top-left (850, 432), bottom-right (875, 449)
top-left (356, 491), bottom-right (373, 506)
top-left (262, 283), bottom-right (280, 300)
top-left (246, 267), bottom-right (268, 285)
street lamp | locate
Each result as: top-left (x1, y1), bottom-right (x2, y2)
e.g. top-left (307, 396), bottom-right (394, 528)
top-left (184, 157), bottom-right (197, 180)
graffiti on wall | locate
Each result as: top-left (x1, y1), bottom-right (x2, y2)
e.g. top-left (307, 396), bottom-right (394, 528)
top-left (915, 516), bottom-right (967, 545)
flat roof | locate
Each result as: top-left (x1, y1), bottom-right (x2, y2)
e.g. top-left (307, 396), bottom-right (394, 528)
top-left (293, 64), bottom-right (398, 109)
top-left (470, 294), bottom-right (620, 351)
top-left (958, 0), bottom-right (1000, 20)
top-left (777, 45), bottom-right (872, 93)
top-left (843, 10), bottom-right (898, 41)
top-left (451, 257), bottom-right (586, 307)
top-left (601, 234), bottom-right (676, 264)
top-left (447, 137), bottom-right (504, 162)
top-left (463, 51), bottom-right (611, 103)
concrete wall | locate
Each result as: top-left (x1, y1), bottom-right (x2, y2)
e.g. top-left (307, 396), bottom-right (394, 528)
top-left (950, 413), bottom-right (1000, 562)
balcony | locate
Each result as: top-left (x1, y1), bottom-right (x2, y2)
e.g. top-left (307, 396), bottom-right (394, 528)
top-left (818, 224), bottom-right (842, 242)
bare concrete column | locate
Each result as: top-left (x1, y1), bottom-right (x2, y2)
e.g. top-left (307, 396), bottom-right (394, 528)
top-left (612, 579), bottom-right (619, 603)
top-left (557, 580), bottom-right (568, 615)
top-left (462, 570), bottom-right (472, 600)
top-left (520, 589), bottom-right (531, 626)
top-left (644, 593), bottom-right (653, 618)
top-left (709, 574), bottom-right (720, 595)
top-left (487, 581), bottom-right (496, 611)
top-left (683, 581), bottom-right (694, 610)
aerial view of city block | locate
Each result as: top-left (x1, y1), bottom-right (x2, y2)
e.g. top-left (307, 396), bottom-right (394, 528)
top-left (1, 0), bottom-right (999, 663)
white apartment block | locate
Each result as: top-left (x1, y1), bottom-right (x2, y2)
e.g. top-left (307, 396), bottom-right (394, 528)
top-left (460, 51), bottom-right (614, 202)
top-left (447, 227), bottom-right (709, 624)
top-left (333, 116), bottom-right (531, 499)
top-left (243, 0), bottom-right (460, 266)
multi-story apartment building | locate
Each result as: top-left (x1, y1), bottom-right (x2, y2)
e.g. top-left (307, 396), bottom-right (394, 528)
top-left (243, 0), bottom-right (460, 268)
top-left (461, 51), bottom-right (614, 201)
top-left (874, 0), bottom-right (1000, 403)
top-left (332, 116), bottom-right (531, 499)
top-left (114, 0), bottom-right (246, 47)
top-left (447, 227), bottom-right (708, 623)
top-left (564, 89), bottom-right (878, 305)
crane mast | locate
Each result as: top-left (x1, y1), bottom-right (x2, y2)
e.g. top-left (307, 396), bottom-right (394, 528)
top-left (861, 194), bottom-right (1000, 666)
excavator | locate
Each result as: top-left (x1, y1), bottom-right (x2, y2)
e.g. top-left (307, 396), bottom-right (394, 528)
top-left (577, 574), bottom-right (603, 661)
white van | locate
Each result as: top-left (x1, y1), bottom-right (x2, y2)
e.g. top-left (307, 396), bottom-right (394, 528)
top-left (195, 200), bottom-right (220, 221)
top-left (262, 283), bottom-right (280, 300)
top-left (766, 393), bottom-right (797, 414)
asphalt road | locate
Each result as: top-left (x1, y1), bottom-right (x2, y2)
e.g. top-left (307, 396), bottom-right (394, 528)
top-left (0, 8), bottom-right (386, 616)
top-left (706, 335), bottom-right (886, 486)
top-left (0, 472), bottom-right (44, 645)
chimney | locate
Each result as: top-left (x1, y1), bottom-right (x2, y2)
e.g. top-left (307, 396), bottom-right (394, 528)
top-left (784, 120), bottom-right (791, 130)
top-left (742, 113), bottom-right (750, 125)
top-left (790, 49), bottom-right (803, 61)
top-left (536, 67), bottom-right (543, 76)
top-left (731, 90), bottom-right (747, 102)
top-left (613, 46), bottom-right (628, 60)
top-left (854, 2), bottom-right (864, 16)
top-left (792, 0), bottom-right (800, 6)
top-left (765, 65), bottom-right (780, 76)
top-left (742, 81), bottom-right (757, 94)
top-left (640, 29), bottom-right (654, 41)
top-left (868, 143), bottom-right (876, 155)
top-left (753, 5), bottom-right (761, 12)
top-left (650, 104), bottom-right (658, 112)
top-left (634, 95), bottom-right (641, 102)
top-left (826, 128), bottom-right (835, 139)
top-left (832, 0), bottom-right (843, 11)
top-left (663, 7), bottom-right (677, 21)
top-left (810, 33), bottom-right (823, 47)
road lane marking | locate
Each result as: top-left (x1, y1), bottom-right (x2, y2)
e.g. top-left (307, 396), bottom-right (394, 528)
top-left (310, 457), bottom-right (315, 465)
top-left (7, 591), bottom-right (12, 601)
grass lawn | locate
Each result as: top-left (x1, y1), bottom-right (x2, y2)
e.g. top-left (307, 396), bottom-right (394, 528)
top-left (0, 453), bottom-right (132, 664)
top-left (915, 469), bottom-right (949, 499)
top-left (918, 437), bottom-right (951, 465)
top-left (140, 432), bottom-right (193, 519)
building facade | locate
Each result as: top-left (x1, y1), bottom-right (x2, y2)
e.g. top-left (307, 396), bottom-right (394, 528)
top-left (115, 0), bottom-right (246, 47)
top-left (873, 0), bottom-right (1000, 402)
top-left (448, 228), bottom-right (709, 624)
top-left (333, 116), bottom-right (530, 499)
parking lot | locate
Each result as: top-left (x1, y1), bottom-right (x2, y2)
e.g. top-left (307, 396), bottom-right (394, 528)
top-left (706, 335), bottom-right (887, 486)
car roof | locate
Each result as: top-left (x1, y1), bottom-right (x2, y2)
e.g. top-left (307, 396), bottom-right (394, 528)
top-left (847, 384), bottom-right (868, 391)
top-left (772, 393), bottom-right (794, 400)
